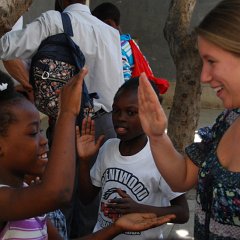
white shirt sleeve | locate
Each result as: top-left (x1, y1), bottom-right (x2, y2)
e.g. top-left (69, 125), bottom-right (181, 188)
top-left (0, 10), bottom-right (62, 60)
top-left (12, 16), bottom-right (23, 31)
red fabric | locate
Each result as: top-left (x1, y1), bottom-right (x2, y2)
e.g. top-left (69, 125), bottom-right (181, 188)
top-left (129, 39), bottom-right (169, 94)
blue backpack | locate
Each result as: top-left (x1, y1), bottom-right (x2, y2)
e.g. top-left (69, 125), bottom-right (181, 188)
top-left (29, 12), bottom-right (97, 124)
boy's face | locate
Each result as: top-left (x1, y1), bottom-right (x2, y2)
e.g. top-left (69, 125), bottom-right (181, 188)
top-left (112, 88), bottom-right (144, 142)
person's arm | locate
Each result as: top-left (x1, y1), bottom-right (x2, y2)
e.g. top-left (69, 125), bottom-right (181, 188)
top-left (77, 117), bottom-right (104, 204)
top-left (3, 59), bottom-right (34, 102)
top-left (0, 68), bottom-right (87, 221)
top-left (47, 218), bottom-right (63, 240)
top-left (106, 189), bottom-right (189, 224)
top-left (0, 10), bottom-right (61, 60)
top-left (169, 194), bottom-right (189, 223)
top-left (3, 59), bottom-right (32, 91)
top-left (74, 212), bottom-right (176, 240)
top-left (138, 73), bottom-right (199, 192)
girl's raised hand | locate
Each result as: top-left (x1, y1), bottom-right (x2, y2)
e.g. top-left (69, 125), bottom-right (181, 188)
top-left (59, 67), bottom-right (88, 117)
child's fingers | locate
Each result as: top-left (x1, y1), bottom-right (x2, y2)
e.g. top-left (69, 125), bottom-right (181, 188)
top-left (81, 118), bottom-right (87, 135)
top-left (85, 116), bottom-right (92, 135)
top-left (67, 67), bottom-right (88, 86)
top-left (81, 117), bottom-right (94, 135)
top-left (59, 67), bottom-right (88, 116)
top-left (90, 118), bottom-right (95, 136)
top-left (116, 188), bottom-right (129, 198)
top-left (155, 214), bottom-right (176, 225)
top-left (76, 126), bottom-right (80, 139)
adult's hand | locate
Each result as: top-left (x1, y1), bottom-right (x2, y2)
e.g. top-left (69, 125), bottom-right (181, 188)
top-left (138, 72), bottom-right (168, 138)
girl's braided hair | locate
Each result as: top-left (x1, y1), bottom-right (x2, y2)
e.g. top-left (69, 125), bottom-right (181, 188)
top-left (0, 71), bottom-right (24, 136)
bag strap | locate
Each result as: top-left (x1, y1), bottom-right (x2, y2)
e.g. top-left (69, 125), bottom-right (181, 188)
top-left (61, 12), bottom-right (99, 116)
top-left (61, 12), bottom-right (74, 37)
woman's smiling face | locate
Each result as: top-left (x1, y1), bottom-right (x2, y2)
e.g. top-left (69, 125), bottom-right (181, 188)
top-left (198, 36), bottom-right (240, 109)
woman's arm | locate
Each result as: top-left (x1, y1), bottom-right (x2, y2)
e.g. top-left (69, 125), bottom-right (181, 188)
top-left (138, 73), bottom-right (199, 191)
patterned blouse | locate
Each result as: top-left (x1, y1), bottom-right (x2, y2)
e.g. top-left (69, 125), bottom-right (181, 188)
top-left (185, 109), bottom-right (240, 240)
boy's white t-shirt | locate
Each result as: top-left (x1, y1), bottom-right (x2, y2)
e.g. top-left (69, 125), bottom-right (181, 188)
top-left (90, 138), bottom-right (184, 240)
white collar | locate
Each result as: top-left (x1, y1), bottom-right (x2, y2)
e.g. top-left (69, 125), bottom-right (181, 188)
top-left (64, 3), bottom-right (91, 14)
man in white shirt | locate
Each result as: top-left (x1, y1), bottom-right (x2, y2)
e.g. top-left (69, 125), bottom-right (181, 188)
top-left (0, 0), bottom-right (124, 238)
top-left (0, 1), bottom-right (123, 130)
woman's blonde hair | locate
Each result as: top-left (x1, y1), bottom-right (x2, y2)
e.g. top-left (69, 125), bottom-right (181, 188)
top-left (197, 0), bottom-right (240, 55)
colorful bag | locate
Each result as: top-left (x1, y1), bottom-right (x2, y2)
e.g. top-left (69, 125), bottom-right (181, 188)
top-left (29, 13), bottom-right (97, 123)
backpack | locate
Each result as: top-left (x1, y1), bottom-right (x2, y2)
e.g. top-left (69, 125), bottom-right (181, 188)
top-left (29, 12), bottom-right (97, 124)
top-left (128, 39), bottom-right (169, 94)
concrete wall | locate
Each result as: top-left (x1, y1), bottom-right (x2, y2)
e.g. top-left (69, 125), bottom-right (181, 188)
top-left (89, 0), bottom-right (221, 83)
top-left (6, 0), bottom-right (223, 109)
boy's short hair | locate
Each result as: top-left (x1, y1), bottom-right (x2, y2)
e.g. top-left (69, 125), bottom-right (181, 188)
top-left (92, 2), bottom-right (121, 26)
top-left (116, 77), bottom-right (163, 103)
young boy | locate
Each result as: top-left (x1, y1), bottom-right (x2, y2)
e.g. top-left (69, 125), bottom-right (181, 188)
top-left (78, 77), bottom-right (189, 239)
top-left (91, 2), bottom-right (142, 81)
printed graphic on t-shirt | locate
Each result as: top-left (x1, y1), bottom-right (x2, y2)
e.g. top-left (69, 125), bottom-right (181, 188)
top-left (98, 167), bottom-right (150, 236)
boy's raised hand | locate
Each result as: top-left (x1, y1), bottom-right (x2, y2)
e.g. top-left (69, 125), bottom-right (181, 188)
top-left (76, 117), bottom-right (104, 161)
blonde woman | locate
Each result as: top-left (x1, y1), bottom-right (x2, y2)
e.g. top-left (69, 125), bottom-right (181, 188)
top-left (138, 0), bottom-right (240, 239)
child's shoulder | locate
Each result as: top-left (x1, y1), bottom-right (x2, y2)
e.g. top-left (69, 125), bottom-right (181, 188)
top-left (102, 138), bottom-right (120, 147)
top-left (99, 138), bottom-right (120, 154)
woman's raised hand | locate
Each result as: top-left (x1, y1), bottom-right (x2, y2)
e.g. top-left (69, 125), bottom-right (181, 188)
top-left (138, 72), bottom-right (168, 138)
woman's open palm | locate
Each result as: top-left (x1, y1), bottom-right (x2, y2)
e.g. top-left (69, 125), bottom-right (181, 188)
top-left (138, 73), bottom-right (168, 137)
